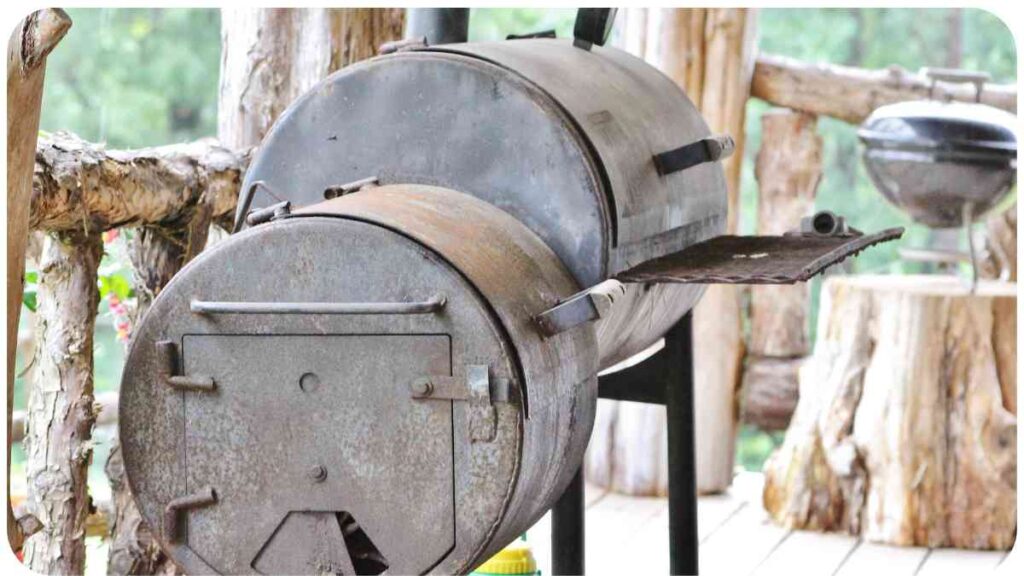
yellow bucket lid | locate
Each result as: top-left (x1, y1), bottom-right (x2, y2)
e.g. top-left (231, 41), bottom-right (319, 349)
top-left (474, 542), bottom-right (538, 575)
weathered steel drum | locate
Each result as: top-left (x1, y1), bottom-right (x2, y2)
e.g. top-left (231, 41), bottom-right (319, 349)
top-left (121, 185), bottom-right (598, 574)
top-left (239, 39), bottom-right (728, 368)
top-left (121, 38), bottom-right (730, 575)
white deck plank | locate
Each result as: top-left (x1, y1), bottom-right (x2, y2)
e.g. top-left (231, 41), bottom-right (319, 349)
top-left (699, 499), bottom-right (790, 576)
top-left (752, 530), bottom-right (859, 576)
top-left (834, 542), bottom-right (929, 576)
top-left (523, 475), bottom-right (1001, 576)
top-left (915, 548), bottom-right (1006, 576)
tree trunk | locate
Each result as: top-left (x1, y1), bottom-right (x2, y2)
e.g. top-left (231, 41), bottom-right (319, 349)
top-left (217, 8), bottom-right (403, 150)
top-left (979, 202), bottom-right (1016, 283)
top-left (763, 275), bottom-right (1016, 550)
top-left (751, 53), bottom-right (1016, 125)
top-left (586, 8), bottom-right (756, 496)
top-left (22, 232), bottom-right (103, 574)
top-left (742, 109), bottom-right (823, 431)
top-left (7, 8), bottom-right (72, 552)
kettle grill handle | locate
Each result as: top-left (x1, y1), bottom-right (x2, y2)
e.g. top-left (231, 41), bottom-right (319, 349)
top-left (190, 294), bottom-right (447, 315)
top-left (921, 67), bottom-right (990, 102)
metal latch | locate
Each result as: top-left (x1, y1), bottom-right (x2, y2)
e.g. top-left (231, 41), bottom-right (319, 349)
top-left (156, 340), bottom-right (216, 392)
top-left (164, 486), bottom-right (217, 543)
top-left (410, 365), bottom-right (511, 442)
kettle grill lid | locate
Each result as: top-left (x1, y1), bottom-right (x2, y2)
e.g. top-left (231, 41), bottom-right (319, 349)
top-left (858, 99), bottom-right (1017, 160)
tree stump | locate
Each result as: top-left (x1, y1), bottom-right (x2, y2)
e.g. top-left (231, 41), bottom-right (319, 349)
top-left (763, 275), bottom-right (1016, 550)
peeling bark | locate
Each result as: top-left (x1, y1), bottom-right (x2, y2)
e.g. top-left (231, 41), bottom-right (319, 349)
top-left (763, 276), bottom-right (1016, 550)
top-left (752, 53), bottom-right (1016, 125)
top-left (22, 232), bottom-right (103, 574)
top-left (31, 131), bottom-right (248, 234)
top-left (7, 8), bottom-right (72, 552)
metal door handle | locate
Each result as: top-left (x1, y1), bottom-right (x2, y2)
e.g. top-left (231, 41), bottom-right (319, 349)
top-left (190, 294), bottom-right (446, 315)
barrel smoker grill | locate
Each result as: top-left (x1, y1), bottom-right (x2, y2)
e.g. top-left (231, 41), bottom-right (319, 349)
top-left (119, 13), bottom-right (900, 575)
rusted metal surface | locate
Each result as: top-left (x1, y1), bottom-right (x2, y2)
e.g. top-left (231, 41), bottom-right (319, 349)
top-left (617, 227), bottom-right (905, 284)
top-left (296, 186), bottom-right (600, 569)
top-left (121, 185), bottom-right (597, 574)
top-left (428, 39), bottom-right (727, 259)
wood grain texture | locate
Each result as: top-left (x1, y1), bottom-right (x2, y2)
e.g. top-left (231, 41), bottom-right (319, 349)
top-left (7, 7), bottom-right (72, 554)
top-left (22, 233), bottom-right (103, 574)
top-left (751, 53), bottom-right (1016, 124)
top-left (763, 275), bottom-right (1016, 550)
top-left (749, 109), bottom-right (821, 358)
top-left (31, 131), bottom-right (248, 233)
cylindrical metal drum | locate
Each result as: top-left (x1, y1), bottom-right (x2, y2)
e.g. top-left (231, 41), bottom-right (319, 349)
top-left (120, 186), bottom-right (597, 574)
top-left (240, 39), bottom-right (728, 367)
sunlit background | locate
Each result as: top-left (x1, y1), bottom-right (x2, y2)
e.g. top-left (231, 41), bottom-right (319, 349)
top-left (13, 10), bottom-right (1017, 572)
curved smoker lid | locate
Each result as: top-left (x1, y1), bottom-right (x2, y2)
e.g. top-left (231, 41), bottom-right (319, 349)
top-left (858, 100), bottom-right (1018, 159)
top-left (423, 38), bottom-right (728, 254)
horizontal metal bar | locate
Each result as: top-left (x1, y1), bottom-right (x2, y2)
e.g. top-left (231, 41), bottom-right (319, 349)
top-left (190, 294), bottom-right (446, 315)
top-left (167, 375), bottom-right (216, 392)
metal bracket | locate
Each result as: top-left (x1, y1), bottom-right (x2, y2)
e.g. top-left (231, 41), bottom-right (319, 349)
top-left (245, 201), bottom-right (291, 227)
top-left (164, 486), bottom-right (217, 543)
top-left (379, 36), bottom-right (427, 55)
top-left (533, 279), bottom-right (626, 337)
top-left (323, 176), bottom-right (379, 200)
top-left (156, 340), bottom-right (216, 392)
top-left (507, 29), bottom-right (556, 40)
top-left (654, 135), bottom-right (735, 176)
top-left (410, 366), bottom-right (511, 442)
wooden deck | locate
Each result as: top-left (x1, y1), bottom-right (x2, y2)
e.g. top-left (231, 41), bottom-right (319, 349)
top-left (523, 472), bottom-right (1013, 576)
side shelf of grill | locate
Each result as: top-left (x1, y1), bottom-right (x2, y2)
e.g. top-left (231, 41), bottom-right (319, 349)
top-left (535, 218), bottom-right (903, 336)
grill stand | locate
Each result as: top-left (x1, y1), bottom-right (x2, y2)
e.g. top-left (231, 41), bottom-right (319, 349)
top-left (551, 313), bottom-right (698, 575)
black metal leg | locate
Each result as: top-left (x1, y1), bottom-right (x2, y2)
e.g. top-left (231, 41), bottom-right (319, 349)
top-left (665, 314), bottom-right (698, 575)
top-left (551, 467), bottom-right (585, 575)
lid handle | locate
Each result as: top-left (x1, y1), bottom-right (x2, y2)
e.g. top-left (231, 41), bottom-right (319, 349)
top-left (921, 67), bottom-right (991, 102)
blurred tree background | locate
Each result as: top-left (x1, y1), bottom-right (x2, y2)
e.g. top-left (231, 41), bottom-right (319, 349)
top-left (15, 9), bottom-right (1017, 532)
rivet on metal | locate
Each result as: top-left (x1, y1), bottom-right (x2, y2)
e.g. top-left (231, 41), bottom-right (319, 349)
top-left (409, 378), bottom-right (434, 398)
top-left (308, 465), bottom-right (328, 483)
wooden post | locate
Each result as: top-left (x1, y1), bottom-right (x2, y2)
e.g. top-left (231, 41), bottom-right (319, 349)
top-left (22, 233), bottom-right (103, 574)
top-left (6, 8), bottom-right (72, 552)
top-left (742, 110), bottom-right (823, 431)
top-left (763, 275), bottom-right (1016, 550)
top-left (218, 8), bottom-right (404, 149)
top-left (586, 8), bottom-right (756, 495)
top-left (751, 53), bottom-right (1016, 123)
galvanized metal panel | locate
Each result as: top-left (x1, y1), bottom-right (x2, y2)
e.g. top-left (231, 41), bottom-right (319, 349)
top-left (427, 39), bottom-right (728, 264)
top-left (240, 50), bottom-right (610, 287)
top-left (182, 334), bottom-right (454, 575)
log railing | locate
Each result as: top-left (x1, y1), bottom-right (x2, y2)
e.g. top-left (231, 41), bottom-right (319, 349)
top-left (8, 7), bottom-right (1017, 573)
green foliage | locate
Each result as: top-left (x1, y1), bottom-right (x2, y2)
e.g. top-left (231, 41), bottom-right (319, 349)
top-left (469, 8), bottom-right (576, 41)
top-left (39, 8), bottom-right (221, 148)
top-left (22, 271), bottom-right (38, 312)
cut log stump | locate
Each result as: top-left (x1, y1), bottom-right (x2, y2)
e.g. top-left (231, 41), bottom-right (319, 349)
top-left (763, 274), bottom-right (1016, 550)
